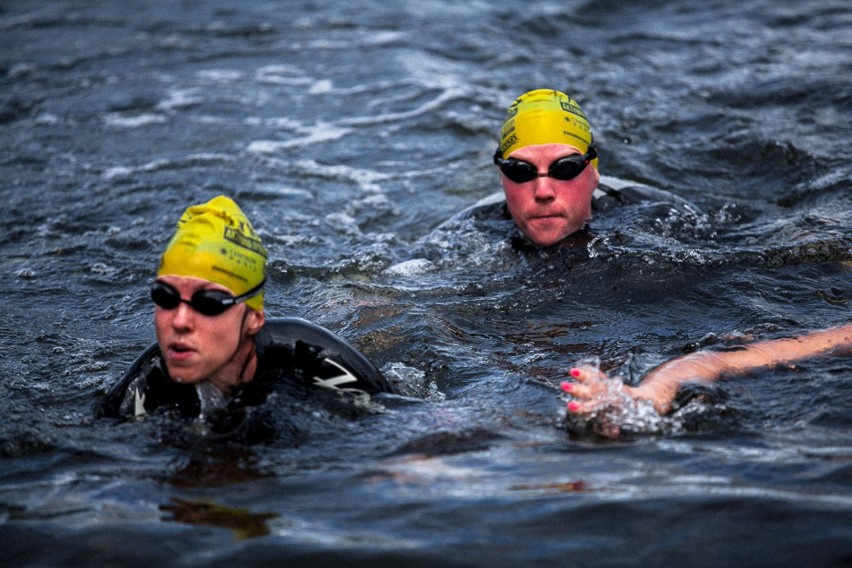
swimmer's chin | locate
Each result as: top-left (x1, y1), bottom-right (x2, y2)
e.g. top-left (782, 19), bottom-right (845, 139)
top-left (519, 221), bottom-right (577, 246)
top-left (163, 362), bottom-right (206, 385)
top-left (169, 373), bottom-right (207, 385)
top-left (524, 230), bottom-right (571, 247)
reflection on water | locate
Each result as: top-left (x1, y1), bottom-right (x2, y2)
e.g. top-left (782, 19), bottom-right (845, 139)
top-left (164, 448), bottom-right (270, 489)
top-left (1, 0), bottom-right (851, 566)
top-left (160, 498), bottom-right (277, 540)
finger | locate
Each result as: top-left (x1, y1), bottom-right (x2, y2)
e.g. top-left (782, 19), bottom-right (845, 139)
top-left (566, 399), bottom-right (599, 415)
top-left (569, 365), bottom-right (608, 385)
top-left (561, 381), bottom-right (594, 399)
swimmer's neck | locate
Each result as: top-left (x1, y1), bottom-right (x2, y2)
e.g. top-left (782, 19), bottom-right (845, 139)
top-left (206, 338), bottom-right (259, 396)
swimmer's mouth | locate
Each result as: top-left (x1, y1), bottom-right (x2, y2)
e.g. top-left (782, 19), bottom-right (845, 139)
top-left (529, 214), bottom-right (562, 221)
top-left (169, 343), bottom-right (196, 355)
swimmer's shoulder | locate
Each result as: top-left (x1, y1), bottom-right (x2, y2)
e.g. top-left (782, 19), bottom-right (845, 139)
top-left (593, 175), bottom-right (698, 212)
top-left (437, 191), bottom-right (510, 226)
top-left (256, 317), bottom-right (392, 395)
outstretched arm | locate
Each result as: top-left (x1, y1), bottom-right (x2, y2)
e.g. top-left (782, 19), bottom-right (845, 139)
top-left (564, 324), bottom-right (852, 415)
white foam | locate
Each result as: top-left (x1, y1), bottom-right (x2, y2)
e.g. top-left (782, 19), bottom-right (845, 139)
top-left (324, 212), bottom-right (359, 235)
top-left (102, 113), bottom-right (167, 128)
top-left (246, 123), bottom-right (353, 154)
top-left (309, 79), bottom-right (333, 94)
top-left (293, 159), bottom-right (391, 193)
top-left (101, 153), bottom-right (233, 179)
top-left (156, 88), bottom-right (203, 111)
top-left (256, 64), bottom-right (313, 86)
top-left (196, 69), bottom-right (244, 82)
top-left (384, 258), bottom-right (434, 276)
top-left (35, 113), bottom-right (59, 125)
top-left (363, 30), bottom-right (404, 45)
top-left (341, 87), bottom-right (461, 127)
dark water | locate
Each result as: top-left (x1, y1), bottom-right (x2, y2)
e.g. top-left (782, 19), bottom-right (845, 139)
top-left (2, 1), bottom-right (851, 566)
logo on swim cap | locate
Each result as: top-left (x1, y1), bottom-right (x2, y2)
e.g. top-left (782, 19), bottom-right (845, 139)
top-left (500, 133), bottom-right (519, 155)
top-left (560, 99), bottom-right (584, 116)
top-left (498, 89), bottom-right (597, 170)
top-left (158, 195), bottom-right (267, 310)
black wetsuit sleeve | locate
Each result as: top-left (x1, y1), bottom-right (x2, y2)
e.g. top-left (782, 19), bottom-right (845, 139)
top-left (592, 181), bottom-right (698, 212)
top-left (95, 343), bottom-right (160, 418)
top-left (95, 342), bottom-right (199, 418)
top-left (256, 318), bottom-right (392, 395)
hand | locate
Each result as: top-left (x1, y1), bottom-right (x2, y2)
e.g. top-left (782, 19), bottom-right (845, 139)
top-left (561, 365), bottom-right (627, 414)
top-left (560, 364), bottom-right (632, 438)
top-left (560, 364), bottom-right (662, 439)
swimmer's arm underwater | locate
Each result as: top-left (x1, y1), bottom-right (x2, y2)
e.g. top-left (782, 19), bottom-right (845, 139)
top-left (563, 324), bottom-right (852, 415)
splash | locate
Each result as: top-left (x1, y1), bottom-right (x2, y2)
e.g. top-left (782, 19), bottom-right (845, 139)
top-left (559, 360), bottom-right (669, 439)
top-left (195, 381), bottom-right (228, 422)
top-left (383, 362), bottom-right (445, 401)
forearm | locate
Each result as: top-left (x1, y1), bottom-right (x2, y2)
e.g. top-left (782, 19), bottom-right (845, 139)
top-left (628, 351), bottom-right (726, 413)
top-left (629, 324), bottom-right (852, 414)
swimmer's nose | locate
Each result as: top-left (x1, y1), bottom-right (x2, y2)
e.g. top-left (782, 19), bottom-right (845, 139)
top-left (170, 302), bottom-right (195, 330)
top-left (532, 174), bottom-right (557, 199)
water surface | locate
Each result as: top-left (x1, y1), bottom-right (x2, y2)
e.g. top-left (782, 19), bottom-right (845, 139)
top-left (1, 1), bottom-right (850, 566)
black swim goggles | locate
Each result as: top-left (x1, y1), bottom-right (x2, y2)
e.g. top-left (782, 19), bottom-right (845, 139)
top-left (493, 144), bottom-right (597, 184)
top-left (150, 278), bottom-right (266, 316)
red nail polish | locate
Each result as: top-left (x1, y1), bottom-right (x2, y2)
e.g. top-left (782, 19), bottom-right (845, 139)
top-left (561, 382), bottom-right (573, 392)
top-left (570, 368), bottom-right (581, 378)
top-left (568, 401), bottom-right (580, 412)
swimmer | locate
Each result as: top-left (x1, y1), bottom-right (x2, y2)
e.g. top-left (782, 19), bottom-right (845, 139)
top-left (562, 324), bottom-right (852, 429)
top-left (393, 87), bottom-right (699, 272)
top-left (436, 88), bottom-right (689, 250)
top-left (97, 195), bottom-right (391, 432)
top-left (494, 88), bottom-right (601, 247)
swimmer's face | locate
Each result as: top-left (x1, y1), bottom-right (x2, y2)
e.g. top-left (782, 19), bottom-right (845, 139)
top-left (499, 143), bottom-right (600, 247)
top-left (153, 275), bottom-right (264, 390)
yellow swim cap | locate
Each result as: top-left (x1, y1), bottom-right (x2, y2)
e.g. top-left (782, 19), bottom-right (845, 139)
top-left (157, 195), bottom-right (267, 311)
top-left (498, 89), bottom-right (597, 169)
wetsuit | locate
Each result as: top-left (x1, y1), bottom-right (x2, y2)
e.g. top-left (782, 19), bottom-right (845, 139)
top-left (400, 175), bottom-right (700, 266)
top-left (96, 318), bottom-right (391, 439)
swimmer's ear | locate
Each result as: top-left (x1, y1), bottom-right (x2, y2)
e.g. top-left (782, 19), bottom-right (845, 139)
top-left (246, 310), bottom-right (265, 336)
